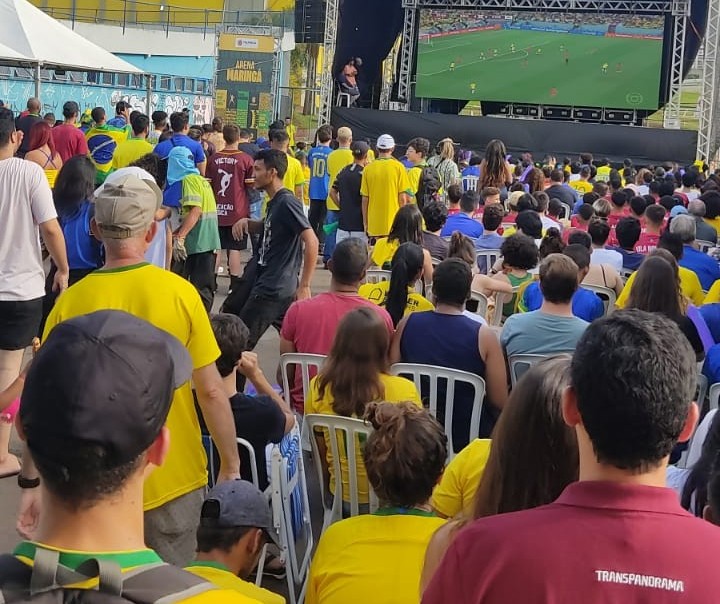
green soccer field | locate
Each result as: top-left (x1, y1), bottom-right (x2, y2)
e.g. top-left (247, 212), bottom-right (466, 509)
top-left (415, 29), bottom-right (663, 110)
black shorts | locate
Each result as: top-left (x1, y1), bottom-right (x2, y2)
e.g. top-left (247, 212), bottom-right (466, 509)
top-left (0, 297), bottom-right (43, 350)
top-left (218, 226), bottom-right (248, 251)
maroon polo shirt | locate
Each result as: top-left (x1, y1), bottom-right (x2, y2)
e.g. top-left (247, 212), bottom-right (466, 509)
top-left (423, 481), bottom-right (720, 603)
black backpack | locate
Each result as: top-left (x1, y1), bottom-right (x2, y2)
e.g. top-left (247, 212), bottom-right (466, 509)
top-left (0, 548), bottom-right (216, 604)
top-left (416, 164), bottom-right (442, 211)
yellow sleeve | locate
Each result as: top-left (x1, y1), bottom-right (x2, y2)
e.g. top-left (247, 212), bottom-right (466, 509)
top-left (432, 439), bottom-right (491, 518)
top-left (412, 294), bottom-right (435, 313)
top-left (187, 295), bottom-right (221, 369)
top-left (615, 271), bottom-right (636, 308)
top-left (407, 167), bottom-right (421, 195)
top-left (398, 164), bottom-right (413, 195)
top-left (360, 169), bottom-right (369, 197)
top-left (294, 162), bottom-right (305, 187)
top-left (305, 377), bottom-right (321, 415)
top-left (184, 590), bottom-right (263, 603)
top-left (704, 279), bottom-right (720, 304)
top-left (502, 226), bottom-right (517, 238)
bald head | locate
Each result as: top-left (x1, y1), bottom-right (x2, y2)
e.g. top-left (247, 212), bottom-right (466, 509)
top-left (27, 98), bottom-right (40, 112)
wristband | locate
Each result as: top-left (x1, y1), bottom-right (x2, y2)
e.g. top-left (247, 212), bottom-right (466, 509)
top-left (18, 475), bottom-right (40, 489)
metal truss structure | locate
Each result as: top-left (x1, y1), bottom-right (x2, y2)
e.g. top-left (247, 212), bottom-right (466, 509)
top-left (318, 0), bottom-right (340, 126)
top-left (394, 0), bottom-right (692, 134)
top-left (698, 0), bottom-right (720, 161)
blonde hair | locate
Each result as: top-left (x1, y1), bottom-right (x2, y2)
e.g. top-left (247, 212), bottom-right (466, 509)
top-left (337, 127), bottom-right (352, 144)
top-left (436, 138), bottom-right (455, 161)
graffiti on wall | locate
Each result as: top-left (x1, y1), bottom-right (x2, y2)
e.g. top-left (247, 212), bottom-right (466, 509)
top-left (0, 80), bottom-right (213, 124)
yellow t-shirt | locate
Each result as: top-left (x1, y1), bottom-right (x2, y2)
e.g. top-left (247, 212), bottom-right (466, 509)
top-left (617, 266), bottom-right (704, 308)
top-left (112, 137), bottom-right (154, 169)
top-left (705, 279), bottom-right (720, 303)
top-left (407, 164), bottom-right (423, 196)
top-left (43, 262), bottom-right (219, 511)
top-left (305, 373), bottom-right (421, 503)
top-left (284, 154), bottom-right (305, 203)
top-left (186, 563), bottom-right (282, 604)
top-left (596, 165), bottom-right (612, 182)
top-left (431, 439), bottom-right (492, 518)
top-left (287, 123), bottom-right (297, 149)
top-left (14, 542), bottom-right (257, 603)
top-left (367, 149), bottom-right (376, 162)
top-left (306, 513), bottom-right (446, 604)
top-left (302, 164), bottom-right (311, 206)
top-left (705, 216), bottom-right (720, 236)
top-left (569, 180), bottom-right (593, 195)
top-left (358, 280), bottom-right (434, 316)
top-left (326, 147), bottom-right (354, 211)
top-left (370, 237), bottom-right (399, 269)
top-left (360, 157), bottom-right (412, 237)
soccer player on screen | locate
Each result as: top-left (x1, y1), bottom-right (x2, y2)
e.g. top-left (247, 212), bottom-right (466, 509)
top-left (450, 61), bottom-right (455, 71)
top-left (510, 43), bottom-right (516, 53)
top-left (480, 51), bottom-right (486, 60)
top-left (602, 62), bottom-right (609, 74)
top-left (470, 83), bottom-right (477, 95)
top-left (536, 47), bottom-right (543, 55)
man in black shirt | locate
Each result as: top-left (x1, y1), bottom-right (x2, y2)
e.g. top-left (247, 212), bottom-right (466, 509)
top-left (237, 128), bottom-right (260, 159)
top-left (14, 98), bottom-right (42, 158)
top-left (331, 141), bottom-right (369, 244)
top-left (544, 168), bottom-right (577, 209)
top-left (225, 149), bottom-right (318, 349)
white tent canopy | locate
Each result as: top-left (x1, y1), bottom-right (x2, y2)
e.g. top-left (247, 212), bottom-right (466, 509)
top-left (0, 0), bottom-right (142, 74)
top-left (0, 40), bottom-right (27, 62)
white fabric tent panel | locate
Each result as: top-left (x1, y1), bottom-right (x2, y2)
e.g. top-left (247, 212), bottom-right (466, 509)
top-left (0, 39), bottom-right (27, 61)
top-left (0, 0), bottom-right (143, 73)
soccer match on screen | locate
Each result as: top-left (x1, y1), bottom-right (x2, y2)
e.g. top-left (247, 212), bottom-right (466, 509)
top-left (416, 10), bottom-right (665, 109)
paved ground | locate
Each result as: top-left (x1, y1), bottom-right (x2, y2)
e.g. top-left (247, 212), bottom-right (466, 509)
top-left (0, 262), bottom-right (333, 561)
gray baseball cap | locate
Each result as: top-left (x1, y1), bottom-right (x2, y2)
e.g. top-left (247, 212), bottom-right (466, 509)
top-left (200, 480), bottom-right (278, 544)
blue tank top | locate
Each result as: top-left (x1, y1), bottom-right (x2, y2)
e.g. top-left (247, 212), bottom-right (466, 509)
top-left (399, 312), bottom-right (492, 446)
top-left (60, 201), bottom-right (103, 271)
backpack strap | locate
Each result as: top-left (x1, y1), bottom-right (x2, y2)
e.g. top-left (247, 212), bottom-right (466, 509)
top-left (119, 564), bottom-right (216, 604)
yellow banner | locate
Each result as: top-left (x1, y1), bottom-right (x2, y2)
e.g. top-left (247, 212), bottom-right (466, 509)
top-left (218, 33), bottom-right (275, 53)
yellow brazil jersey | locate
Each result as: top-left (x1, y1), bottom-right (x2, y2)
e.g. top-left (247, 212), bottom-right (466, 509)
top-left (112, 137), bottom-right (154, 170)
top-left (326, 147), bottom-right (354, 211)
top-left (186, 562), bottom-right (283, 604)
top-left (306, 512), bottom-right (446, 604)
top-left (358, 280), bottom-right (434, 316)
top-left (705, 216), bottom-right (720, 236)
top-left (431, 438), bottom-right (492, 518)
top-left (569, 180), bottom-right (593, 196)
top-left (305, 373), bottom-right (421, 503)
top-left (43, 262), bottom-right (220, 511)
top-left (360, 157), bottom-right (413, 237)
top-left (705, 279), bottom-right (720, 304)
top-left (407, 164), bottom-right (423, 196)
top-left (284, 154), bottom-right (306, 202)
top-left (286, 123), bottom-right (297, 149)
top-left (370, 237), bottom-right (399, 269)
top-left (617, 266), bottom-right (704, 308)
top-left (14, 542), bottom-right (260, 603)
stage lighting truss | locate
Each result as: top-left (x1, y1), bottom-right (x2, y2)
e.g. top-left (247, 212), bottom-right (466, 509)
top-left (698, 0), bottom-right (720, 162)
top-left (394, 0), bottom-right (691, 134)
top-left (318, 0), bottom-right (340, 126)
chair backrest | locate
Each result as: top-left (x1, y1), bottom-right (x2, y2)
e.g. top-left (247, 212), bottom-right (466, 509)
top-left (508, 354), bottom-right (548, 388)
top-left (698, 239), bottom-right (715, 253)
top-left (469, 290), bottom-right (489, 319)
top-left (697, 372), bottom-right (709, 410)
top-left (202, 435), bottom-right (263, 491)
top-left (710, 383), bottom-right (720, 413)
top-left (476, 249), bottom-right (502, 276)
top-left (389, 363), bottom-right (485, 457)
top-left (620, 268), bottom-right (635, 282)
top-left (304, 413), bottom-right (378, 531)
top-left (201, 434), bottom-right (216, 487)
top-left (490, 289), bottom-right (517, 326)
top-left (269, 426), bottom-right (314, 604)
top-left (462, 175), bottom-right (479, 192)
top-left (280, 352), bottom-right (326, 409)
top-left (580, 284), bottom-right (616, 316)
top-left (559, 202), bottom-right (572, 220)
top-left (365, 269), bottom-right (392, 284)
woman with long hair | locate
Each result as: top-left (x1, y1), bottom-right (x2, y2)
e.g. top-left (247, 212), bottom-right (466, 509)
top-left (371, 204), bottom-right (433, 282)
top-left (428, 137), bottom-right (461, 193)
top-left (479, 139), bottom-right (512, 192)
top-left (305, 309), bottom-right (421, 508)
top-left (625, 252), bottom-right (703, 358)
top-left (41, 156), bottom-right (101, 329)
top-left (307, 402), bottom-right (446, 604)
top-left (421, 357), bottom-right (578, 590)
top-left (524, 166), bottom-right (545, 195)
top-left (681, 411), bottom-right (720, 516)
top-left (24, 121), bottom-right (63, 187)
top-left (359, 242), bottom-right (434, 327)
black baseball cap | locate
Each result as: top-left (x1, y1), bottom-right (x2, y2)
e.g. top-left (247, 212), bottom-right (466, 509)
top-left (20, 310), bottom-right (192, 469)
top-left (351, 141), bottom-right (369, 158)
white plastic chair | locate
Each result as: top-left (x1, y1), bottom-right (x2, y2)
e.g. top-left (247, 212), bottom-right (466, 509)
top-left (336, 91), bottom-right (351, 107)
top-left (469, 290), bottom-right (488, 319)
top-left (710, 383), bottom-right (720, 413)
top-left (280, 352), bottom-right (326, 453)
top-left (203, 436), bottom-right (261, 489)
top-left (559, 202), bottom-right (572, 220)
top-left (620, 268), bottom-right (635, 282)
top-left (462, 175), bottom-right (479, 192)
top-left (490, 289), bottom-right (517, 327)
top-left (269, 427), bottom-right (314, 604)
top-left (698, 240), bottom-right (716, 253)
top-left (476, 249), bottom-right (502, 276)
top-left (389, 363), bottom-right (485, 458)
top-left (304, 413), bottom-right (379, 532)
top-left (580, 284), bottom-right (616, 316)
top-left (508, 354), bottom-right (548, 388)
top-left (365, 269), bottom-right (392, 284)
top-left (697, 373), bottom-right (709, 410)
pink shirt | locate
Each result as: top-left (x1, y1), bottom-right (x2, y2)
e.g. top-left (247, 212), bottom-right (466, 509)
top-left (423, 481), bottom-right (720, 604)
top-left (635, 232), bottom-right (660, 255)
top-left (280, 292), bottom-right (394, 412)
top-left (51, 123), bottom-right (89, 164)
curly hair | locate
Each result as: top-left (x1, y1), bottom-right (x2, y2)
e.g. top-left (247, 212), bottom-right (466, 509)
top-left (500, 234), bottom-right (539, 270)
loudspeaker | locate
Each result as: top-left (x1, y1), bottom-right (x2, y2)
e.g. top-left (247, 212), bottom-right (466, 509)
top-left (295, 0), bottom-right (326, 44)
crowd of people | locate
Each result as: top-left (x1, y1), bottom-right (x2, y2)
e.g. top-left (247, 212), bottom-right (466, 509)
top-left (4, 93), bottom-right (720, 602)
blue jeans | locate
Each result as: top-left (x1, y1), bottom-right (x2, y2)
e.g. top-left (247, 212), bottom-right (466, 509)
top-left (323, 209), bottom-right (339, 263)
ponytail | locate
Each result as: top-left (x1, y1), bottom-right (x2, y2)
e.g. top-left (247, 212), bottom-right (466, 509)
top-left (385, 242), bottom-right (424, 327)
